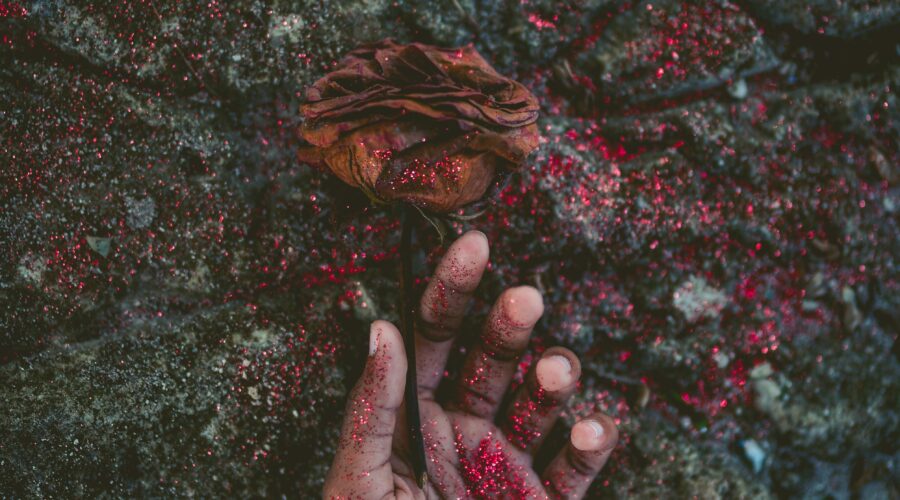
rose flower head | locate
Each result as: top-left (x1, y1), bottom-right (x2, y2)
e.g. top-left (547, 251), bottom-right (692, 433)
top-left (297, 39), bottom-right (540, 213)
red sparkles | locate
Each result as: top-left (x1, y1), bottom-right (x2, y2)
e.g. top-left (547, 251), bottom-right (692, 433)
top-left (455, 432), bottom-right (533, 499)
top-left (0, 1), bottom-right (26, 17)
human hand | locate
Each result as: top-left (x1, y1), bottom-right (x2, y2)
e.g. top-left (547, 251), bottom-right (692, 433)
top-left (324, 231), bottom-right (618, 499)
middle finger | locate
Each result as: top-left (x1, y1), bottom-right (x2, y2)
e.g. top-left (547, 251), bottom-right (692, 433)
top-left (452, 286), bottom-right (543, 419)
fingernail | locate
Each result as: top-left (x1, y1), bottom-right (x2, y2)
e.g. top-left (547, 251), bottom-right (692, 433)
top-left (369, 323), bottom-right (380, 357)
top-left (536, 355), bottom-right (573, 391)
top-left (572, 420), bottom-right (605, 451)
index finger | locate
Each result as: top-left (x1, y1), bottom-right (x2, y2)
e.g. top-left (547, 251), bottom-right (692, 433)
top-left (415, 230), bottom-right (490, 398)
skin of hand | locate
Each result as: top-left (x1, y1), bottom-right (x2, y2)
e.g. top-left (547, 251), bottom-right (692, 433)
top-left (324, 230), bottom-right (618, 499)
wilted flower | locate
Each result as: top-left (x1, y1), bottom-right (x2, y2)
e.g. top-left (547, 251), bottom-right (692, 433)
top-left (297, 39), bottom-right (540, 213)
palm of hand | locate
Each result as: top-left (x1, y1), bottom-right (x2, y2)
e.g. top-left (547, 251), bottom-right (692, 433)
top-left (325, 232), bottom-right (617, 499)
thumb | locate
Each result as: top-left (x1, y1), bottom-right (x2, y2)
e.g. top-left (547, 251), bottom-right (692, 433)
top-left (324, 320), bottom-right (407, 498)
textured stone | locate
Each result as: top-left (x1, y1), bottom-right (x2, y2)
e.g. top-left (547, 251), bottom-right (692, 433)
top-left (1, 0), bottom-right (898, 497)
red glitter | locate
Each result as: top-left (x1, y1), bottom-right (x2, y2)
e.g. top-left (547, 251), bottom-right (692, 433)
top-left (455, 431), bottom-right (533, 499)
top-left (392, 155), bottom-right (465, 190)
top-left (504, 387), bottom-right (553, 449)
top-left (527, 12), bottom-right (558, 31)
top-left (0, 1), bottom-right (26, 18)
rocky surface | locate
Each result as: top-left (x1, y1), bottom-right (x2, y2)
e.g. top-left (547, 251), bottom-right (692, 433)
top-left (1, 0), bottom-right (898, 497)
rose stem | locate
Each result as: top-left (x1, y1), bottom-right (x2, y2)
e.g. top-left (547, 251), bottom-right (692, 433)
top-left (399, 204), bottom-right (428, 488)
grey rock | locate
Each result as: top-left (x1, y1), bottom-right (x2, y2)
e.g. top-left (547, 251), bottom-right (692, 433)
top-left (1, 0), bottom-right (898, 497)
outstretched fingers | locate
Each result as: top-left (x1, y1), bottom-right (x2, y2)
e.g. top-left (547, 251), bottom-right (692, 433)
top-left (541, 413), bottom-right (619, 499)
top-left (324, 321), bottom-right (407, 499)
top-left (416, 230), bottom-right (490, 398)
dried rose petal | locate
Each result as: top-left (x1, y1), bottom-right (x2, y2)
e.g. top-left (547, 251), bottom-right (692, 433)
top-left (298, 39), bottom-right (540, 213)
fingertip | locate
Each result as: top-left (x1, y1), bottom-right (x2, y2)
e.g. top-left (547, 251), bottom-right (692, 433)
top-left (536, 355), bottom-right (574, 392)
top-left (464, 229), bottom-right (489, 245)
top-left (571, 420), bottom-right (604, 452)
top-left (455, 229), bottom-right (490, 265)
top-left (435, 230), bottom-right (490, 294)
top-left (371, 319), bottom-right (400, 338)
top-left (571, 414), bottom-right (618, 452)
top-left (536, 347), bottom-right (582, 392)
top-left (370, 320), bottom-right (405, 362)
top-left (504, 286), bottom-right (544, 326)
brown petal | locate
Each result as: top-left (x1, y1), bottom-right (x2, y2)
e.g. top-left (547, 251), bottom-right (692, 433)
top-left (376, 151), bottom-right (498, 212)
top-left (306, 60), bottom-right (386, 101)
top-left (447, 126), bottom-right (538, 167)
top-left (309, 120), bottom-right (444, 196)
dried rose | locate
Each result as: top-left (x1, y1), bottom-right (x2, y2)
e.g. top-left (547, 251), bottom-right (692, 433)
top-left (297, 39), bottom-right (540, 213)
